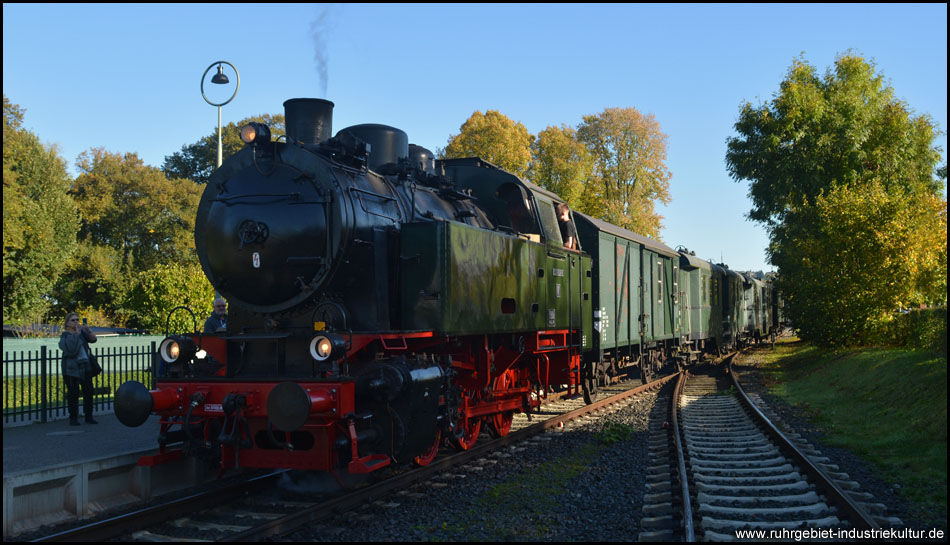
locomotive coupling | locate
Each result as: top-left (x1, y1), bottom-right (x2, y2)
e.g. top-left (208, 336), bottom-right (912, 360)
top-left (266, 382), bottom-right (334, 431)
top-left (115, 381), bottom-right (180, 427)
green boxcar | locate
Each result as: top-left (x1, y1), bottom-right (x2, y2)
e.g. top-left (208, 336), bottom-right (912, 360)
top-left (678, 252), bottom-right (721, 345)
top-left (737, 273), bottom-right (772, 342)
top-left (723, 268), bottom-right (744, 346)
top-left (574, 213), bottom-right (679, 363)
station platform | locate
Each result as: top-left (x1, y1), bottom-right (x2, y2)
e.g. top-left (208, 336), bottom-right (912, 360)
top-left (3, 413), bottom-right (225, 537)
top-left (3, 412), bottom-right (162, 476)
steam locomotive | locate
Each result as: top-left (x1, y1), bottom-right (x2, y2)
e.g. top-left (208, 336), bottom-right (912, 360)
top-left (115, 98), bottom-right (779, 474)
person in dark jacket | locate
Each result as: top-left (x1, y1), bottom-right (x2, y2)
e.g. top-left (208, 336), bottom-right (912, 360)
top-left (59, 312), bottom-right (98, 425)
top-left (203, 298), bottom-right (228, 333)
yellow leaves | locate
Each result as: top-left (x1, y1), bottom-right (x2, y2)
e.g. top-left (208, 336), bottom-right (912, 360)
top-left (576, 107), bottom-right (671, 239)
top-left (445, 110), bottom-right (534, 178)
top-left (776, 179), bottom-right (946, 345)
top-left (444, 106), bottom-right (672, 240)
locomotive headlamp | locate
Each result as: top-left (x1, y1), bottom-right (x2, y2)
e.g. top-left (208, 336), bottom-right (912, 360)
top-left (309, 333), bottom-right (346, 362)
top-left (159, 336), bottom-right (197, 364)
top-left (240, 122), bottom-right (271, 145)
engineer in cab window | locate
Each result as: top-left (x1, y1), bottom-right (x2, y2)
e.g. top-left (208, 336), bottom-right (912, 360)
top-left (556, 203), bottom-right (578, 251)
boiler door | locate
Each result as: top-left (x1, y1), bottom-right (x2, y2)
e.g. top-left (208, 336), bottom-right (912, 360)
top-left (203, 163), bottom-right (329, 311)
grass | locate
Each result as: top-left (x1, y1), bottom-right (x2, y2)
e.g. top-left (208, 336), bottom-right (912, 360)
top-left (742, 337), bottom-right (947, 529)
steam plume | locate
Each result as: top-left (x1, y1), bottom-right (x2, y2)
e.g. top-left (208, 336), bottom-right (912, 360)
top-left (310, 6), bottom-right (332, 98)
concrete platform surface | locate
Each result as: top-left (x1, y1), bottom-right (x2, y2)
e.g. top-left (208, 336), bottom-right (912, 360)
top-left (3, 413), bottom-right (162, 476)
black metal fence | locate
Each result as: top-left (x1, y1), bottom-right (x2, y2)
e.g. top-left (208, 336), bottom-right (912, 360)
top-left (3, 342), bottom-right (156, 425)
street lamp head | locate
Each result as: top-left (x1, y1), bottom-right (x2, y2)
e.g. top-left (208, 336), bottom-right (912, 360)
top-left (211, 64), bottom-right (229, 85)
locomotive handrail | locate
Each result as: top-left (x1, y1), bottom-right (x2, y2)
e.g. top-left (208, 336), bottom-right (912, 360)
top-left (349, 186), bottom-right (402, 224)
top-left (220, 333), bottom-right (291, 340)
top-left (312, 301), bottom-right (348, 331)
top-left (348, 186), bottom-right (397, 201)
top-left (163, 306), bottom-right (198, 336)
top-left (213, 192), bottom-right (307, 203)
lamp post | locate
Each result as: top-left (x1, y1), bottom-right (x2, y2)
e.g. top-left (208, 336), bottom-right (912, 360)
top-left (201, 61), bottom-right (239, 301)
top-left (201, 61), bottom-right (240, 168)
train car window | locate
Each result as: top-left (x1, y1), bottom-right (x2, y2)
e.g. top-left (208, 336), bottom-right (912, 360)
top-left (702, 275), bottom-right (707, 305)
top-left (536, 200), bottom-right (562, 245)
top-left (657, 262), bottom-right (663, 303)
top-left (497, 183), bottom-right (540, 237)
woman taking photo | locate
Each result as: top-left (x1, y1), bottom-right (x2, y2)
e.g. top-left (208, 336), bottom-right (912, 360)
top-left (59, 312), bottom-right (98, 425)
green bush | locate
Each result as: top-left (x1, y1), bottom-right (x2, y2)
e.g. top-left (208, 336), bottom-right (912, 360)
top-left (870, 308), bottom-right (947, 353)
top-left (122, 262), bottom-right (215, 333)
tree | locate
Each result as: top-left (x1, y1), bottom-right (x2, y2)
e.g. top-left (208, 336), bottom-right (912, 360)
top-left (532, 125), bottom-right (593, 211)
top-left (53, 149), bottom-right (202, 322)
top-left (576, 107), bottom-right (672, 239)
top-left (162, 113), bottom-right (285, 184)
top-left (771, 182), bottom-right (946, 346)
top-left (73, 148), bottom-right (202, 270)
top-left (726, 53), bottom-right (945, 346)
top-left (727, 54), bottom-right (942, 227)
top-left (123, 262), bottom-right (215, 333)
top-left (444, 110), bottom-right (534, 178)
top-left (3, 95), bottom-right (79, 323)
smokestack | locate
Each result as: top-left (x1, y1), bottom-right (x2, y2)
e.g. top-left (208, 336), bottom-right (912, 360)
top-left (284, 98), bottom-right (334, 145)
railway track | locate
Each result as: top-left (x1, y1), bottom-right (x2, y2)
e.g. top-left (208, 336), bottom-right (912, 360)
top-left (35, 370), bottom-right (674, 542)
top-left (641, 354), bottom-right (898, 541)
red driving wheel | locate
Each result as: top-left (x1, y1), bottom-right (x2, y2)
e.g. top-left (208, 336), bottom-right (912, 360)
top-left (449, 390), bottom-right (482, 450)
top-left (490, 369), bottom-right (515, 437)
top-left (412, 428), bottom-right (442, 466)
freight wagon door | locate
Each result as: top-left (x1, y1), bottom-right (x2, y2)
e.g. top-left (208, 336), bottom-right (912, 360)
top-left (640, 249), bottom-right (654, 342)
top-left (672, 262), bottom-right (681, 339)
top-left (614, 239), bottom-right (633, 349)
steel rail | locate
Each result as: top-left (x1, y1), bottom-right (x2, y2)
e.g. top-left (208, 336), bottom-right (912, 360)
top-left (728, 359), bottom-right (880, 530)
top-left (35, 372), bottom-right (678, 542)
top-left (224, 372), bottom-right (681, 541)
top-left (671, 369), bottom-right (696, 541)
top-left (33, 470), bottom-right (286, 542)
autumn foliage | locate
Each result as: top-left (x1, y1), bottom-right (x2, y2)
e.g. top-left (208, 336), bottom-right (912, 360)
top-left (726, 54), bottom-right (946, 346)
top-left (445, 107), bottom-right (672, 240)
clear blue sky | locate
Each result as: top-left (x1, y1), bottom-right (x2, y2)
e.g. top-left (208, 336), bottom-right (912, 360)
top-left (4, 3), bottom-right (946, 273)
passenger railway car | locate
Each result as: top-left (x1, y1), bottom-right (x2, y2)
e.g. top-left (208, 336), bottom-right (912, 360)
top-left (115, 97), bottom-right (779, 475)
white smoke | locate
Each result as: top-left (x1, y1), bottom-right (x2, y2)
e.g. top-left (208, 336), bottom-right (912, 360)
top-left (310, 6), bottom-right (332, 98)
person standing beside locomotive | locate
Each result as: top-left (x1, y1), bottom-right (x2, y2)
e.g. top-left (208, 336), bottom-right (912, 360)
top-left (204, 298), bottom-right (228, 333)
top-left (59, 312), bottom-right (98, 425)
top-left (557, 203), bottom-right (579, 251)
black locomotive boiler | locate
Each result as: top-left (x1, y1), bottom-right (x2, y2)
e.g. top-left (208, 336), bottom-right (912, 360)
top-left (116, 98), bottom-right (779, 475)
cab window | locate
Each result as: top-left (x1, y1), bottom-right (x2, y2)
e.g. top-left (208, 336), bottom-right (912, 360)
top-left (536, 200), bottom-right (562, 245)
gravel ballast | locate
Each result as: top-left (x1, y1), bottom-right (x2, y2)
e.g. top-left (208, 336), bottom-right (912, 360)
top-left (282, 391), bottom-right (661, 542)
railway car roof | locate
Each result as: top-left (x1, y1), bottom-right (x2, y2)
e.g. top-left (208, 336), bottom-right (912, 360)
top-left (678, 251), bottom-right (711, 271)
top-left (573, 212), bottom-right (679, 258)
